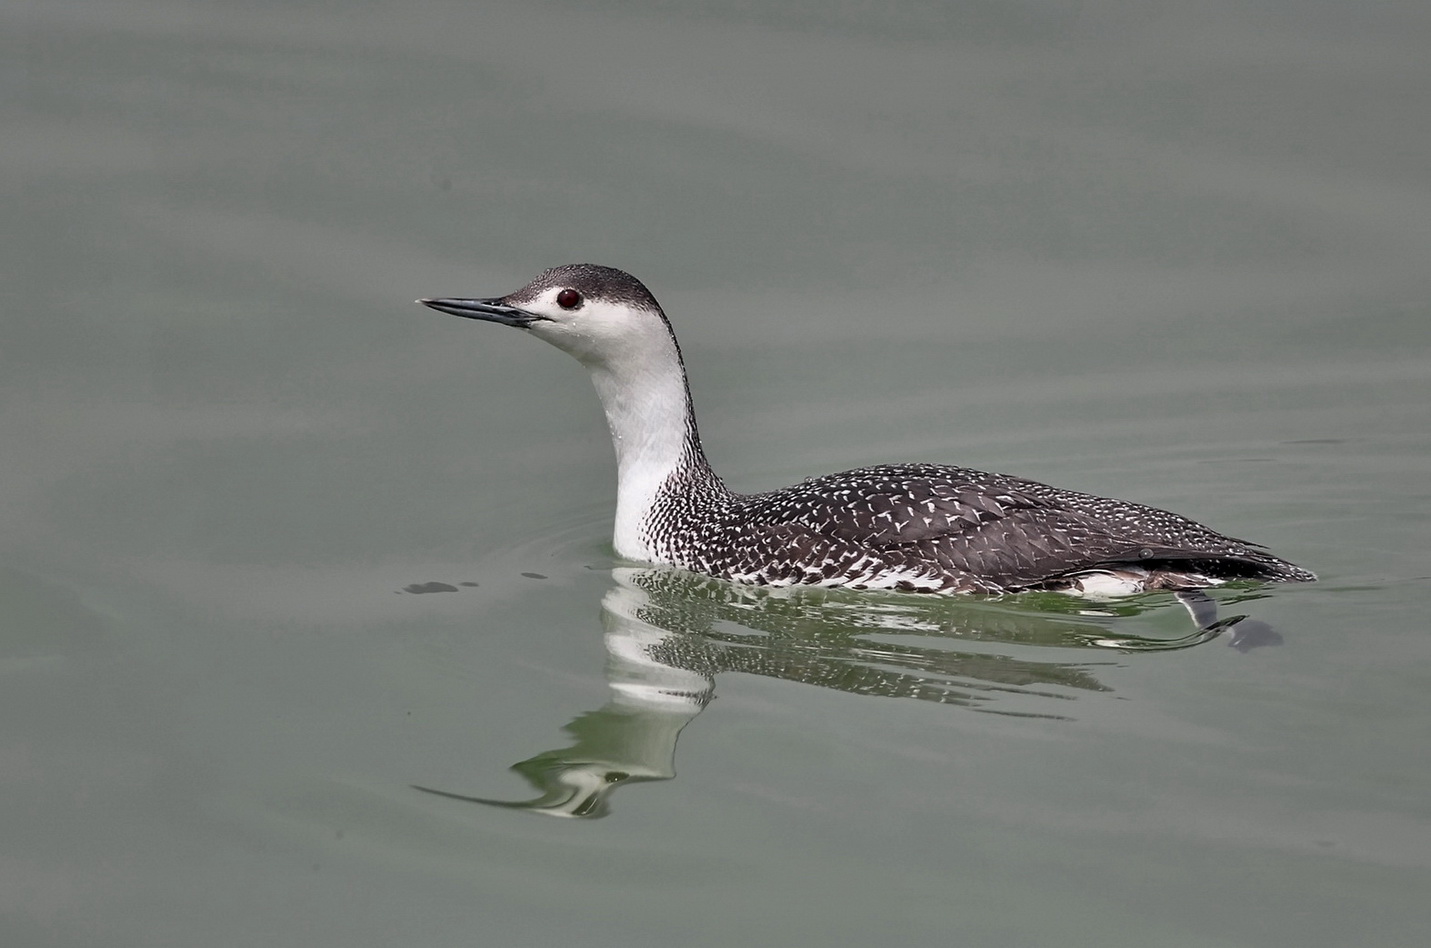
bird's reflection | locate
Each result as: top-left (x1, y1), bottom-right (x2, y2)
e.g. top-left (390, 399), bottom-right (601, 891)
top-left (414, 568), bottom-right (1280, 818)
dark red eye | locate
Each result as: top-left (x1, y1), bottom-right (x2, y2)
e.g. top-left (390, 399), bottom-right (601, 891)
top-left (556, 288), bottom-right (581, 309)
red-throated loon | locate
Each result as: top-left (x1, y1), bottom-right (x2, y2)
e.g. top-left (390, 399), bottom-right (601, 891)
top-left (420, 264), bottom-right (1314, 595)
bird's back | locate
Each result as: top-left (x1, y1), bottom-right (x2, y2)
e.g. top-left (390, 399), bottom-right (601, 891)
top-left (655, 462), bottom-right (1313, 594)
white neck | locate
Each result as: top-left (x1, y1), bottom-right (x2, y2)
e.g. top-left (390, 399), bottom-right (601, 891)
top-left (586, 336), bottom-right (700, 561)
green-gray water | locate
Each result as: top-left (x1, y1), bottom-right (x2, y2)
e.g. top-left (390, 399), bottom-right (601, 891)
top-left (5, 2), bottom-right (1430, 945)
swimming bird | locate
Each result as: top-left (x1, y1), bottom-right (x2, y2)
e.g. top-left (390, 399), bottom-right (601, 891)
top-left (420, 265), bottom-right (1314, 595)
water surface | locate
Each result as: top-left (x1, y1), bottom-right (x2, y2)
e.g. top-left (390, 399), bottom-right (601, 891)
top-left (5, 1), bottom-right (1431, 946)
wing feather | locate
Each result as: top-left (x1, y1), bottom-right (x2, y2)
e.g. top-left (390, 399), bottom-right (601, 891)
top-left (730, 463), bottom-right (1291, 589)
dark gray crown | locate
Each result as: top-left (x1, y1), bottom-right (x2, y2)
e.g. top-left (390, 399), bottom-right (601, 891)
top-left (506, 264), bottom-right (662, 314)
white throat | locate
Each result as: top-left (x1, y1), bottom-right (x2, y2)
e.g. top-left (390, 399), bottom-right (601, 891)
top-left (585, 335), bottom-right (695, 562)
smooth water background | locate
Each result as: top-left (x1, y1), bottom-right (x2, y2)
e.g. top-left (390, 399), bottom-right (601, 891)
top-left (5, 1), bottom-right (1430, 945)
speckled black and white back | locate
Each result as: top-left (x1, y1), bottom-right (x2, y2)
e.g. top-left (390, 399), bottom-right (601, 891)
top-left (642, 458), bottom-right (1314, 594)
